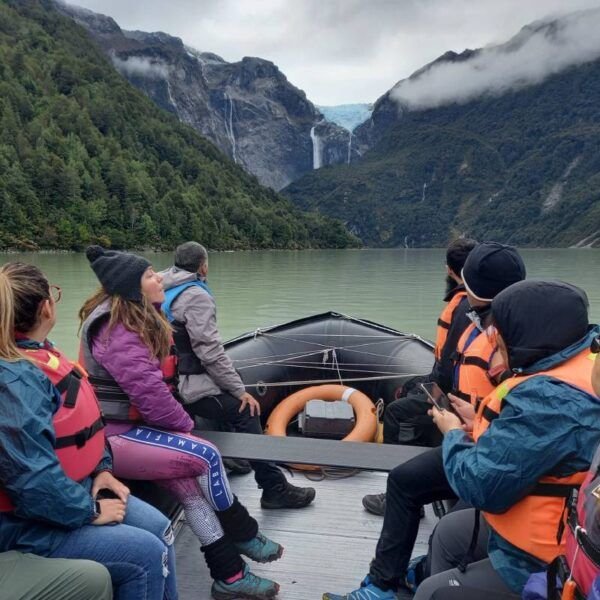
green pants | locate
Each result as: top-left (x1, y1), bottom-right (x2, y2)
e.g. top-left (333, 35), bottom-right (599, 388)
top-left (0, 551), bottom-right (112, 600)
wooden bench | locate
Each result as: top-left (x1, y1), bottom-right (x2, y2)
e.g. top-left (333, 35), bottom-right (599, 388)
top-left (197, 430), bottom-right (428, 472)
top-left (128, 432), bottom-right (431, 524)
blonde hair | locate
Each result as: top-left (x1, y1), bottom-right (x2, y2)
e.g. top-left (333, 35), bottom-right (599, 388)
top-left (0, 263), bottom-right (50, 361)
top-left (79, 287), bottom-right (172, 360)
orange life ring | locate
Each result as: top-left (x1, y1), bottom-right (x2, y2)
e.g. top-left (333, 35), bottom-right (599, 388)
top-left (265, 384), bottom-right (378, 471)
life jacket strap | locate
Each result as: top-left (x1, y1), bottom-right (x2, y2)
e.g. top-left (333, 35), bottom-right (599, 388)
top-left (482, 405), bottom-right (499, 423)
top-left (461, 356), bottom-right (489, 370)
top-left (54, 415), bottom-right (105, 450)
top-left (437, 318), bottom-right (450, 330)
top-left (55, 368), bottom-right (83, 409)
top-left (531, 482), bottom-right (580, 498)
top-left (88, 375), bottom-right (130, 401)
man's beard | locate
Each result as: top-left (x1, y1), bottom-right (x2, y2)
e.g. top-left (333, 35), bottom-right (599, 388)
top-left (445, 275), bottom-right (456, 296)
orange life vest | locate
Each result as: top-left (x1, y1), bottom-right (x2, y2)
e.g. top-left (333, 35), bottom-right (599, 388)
top-left (472, 349), bottom-right (597, 564)
top-left (0, 344), bottom-right (105, 512)
top-left (434, 290), bottom-right (467, 361)
top-left (453, 322), bottom-right (497, 407)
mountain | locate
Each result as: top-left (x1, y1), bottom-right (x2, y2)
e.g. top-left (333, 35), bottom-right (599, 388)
top-left (0, 0), bottom-right (357, 251)
top-left (284, 12), bottom-right (600, 247)
top-left (55, 2), bottom-right (352, 191)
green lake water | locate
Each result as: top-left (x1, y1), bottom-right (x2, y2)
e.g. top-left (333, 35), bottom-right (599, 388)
top-left (1, 248), bottom-right (598, 359)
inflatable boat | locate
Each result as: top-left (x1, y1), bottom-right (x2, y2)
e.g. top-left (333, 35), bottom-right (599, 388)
top-left (225, 311), bottom-right (434, 424)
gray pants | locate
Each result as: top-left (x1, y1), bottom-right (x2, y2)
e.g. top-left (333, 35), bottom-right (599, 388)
top-left (414, 508), bottom-right (519, 600)
top-left (0, 551), bottom-right (112, 600)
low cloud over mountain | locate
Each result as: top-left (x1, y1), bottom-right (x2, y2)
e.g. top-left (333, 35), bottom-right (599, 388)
top-left (392, 8), bottom-right (600, 110)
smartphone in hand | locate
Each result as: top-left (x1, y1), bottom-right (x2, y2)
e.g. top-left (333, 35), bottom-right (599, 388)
top-left (420, 382), bottom-right (452, 412)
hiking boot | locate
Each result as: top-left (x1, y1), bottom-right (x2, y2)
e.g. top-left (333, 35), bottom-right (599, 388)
top-left (362, 493), bottom-right (426, 519)
top-left (323, 575), bottom-right (397, 599)
top-left (362, 492), bottom-right (385, 515)
top-left (212, 565), bottom-right (280, 599)
top-left (223, 458), bottom-right (252, 476)
top-left (260, 481), bottom-right (316, 509)
top-left (235, 532), bottom-right (284, 563)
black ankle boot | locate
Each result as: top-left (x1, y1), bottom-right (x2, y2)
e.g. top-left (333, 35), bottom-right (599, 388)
top-left (260, 481), bottom-right (316, 509)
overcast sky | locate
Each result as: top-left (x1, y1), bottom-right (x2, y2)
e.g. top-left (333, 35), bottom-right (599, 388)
top-left (66, 0), bottom-right (600, 105)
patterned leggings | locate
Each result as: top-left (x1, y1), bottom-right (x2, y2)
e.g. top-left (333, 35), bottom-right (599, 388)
top-left (108, 426), bottom-right (234, 546)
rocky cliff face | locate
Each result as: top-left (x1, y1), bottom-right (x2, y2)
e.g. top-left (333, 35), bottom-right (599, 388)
top-left (56, 2), bottom-right (350, 190)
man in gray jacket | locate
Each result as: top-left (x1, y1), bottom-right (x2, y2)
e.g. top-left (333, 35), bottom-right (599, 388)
top-left (161, 242), bottom-right (316, 509)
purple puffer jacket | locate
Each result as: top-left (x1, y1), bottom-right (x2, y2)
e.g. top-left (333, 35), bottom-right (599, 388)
top-left (91, 320), bottom-right (194, 435)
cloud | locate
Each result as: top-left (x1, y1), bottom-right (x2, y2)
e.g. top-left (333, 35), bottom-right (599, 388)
top-left (65, 0), bottom-right (600, 104)
top-left (392, 8), bottom-right (600, 110)
top-left (110, 54), bottom-right (170, 80)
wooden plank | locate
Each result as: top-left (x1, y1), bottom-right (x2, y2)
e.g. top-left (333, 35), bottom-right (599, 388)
top-left (195, 430), bottom-right (428, 472)
top-left (176, 471), bottom-right (430, 600)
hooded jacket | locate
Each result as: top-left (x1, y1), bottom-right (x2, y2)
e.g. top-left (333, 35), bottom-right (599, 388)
top-left (442, 281), bottom-right (600, 592)
top-left (0, 345), bottom-right (110, 556)
top-left (161, 266), bottom-right (245, 403)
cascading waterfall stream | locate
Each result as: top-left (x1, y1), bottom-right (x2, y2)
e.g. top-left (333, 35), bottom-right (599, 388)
top-left (223, 92), bottom-right (237, 163)
top-left (166, 80), bottom-right (178, 113)
top-left (310, 125), bottom-right (323, 170)
top-left (347, 131), bottom-right (353, 165)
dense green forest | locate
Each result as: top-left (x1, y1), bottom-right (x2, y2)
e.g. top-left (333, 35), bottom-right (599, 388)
top-left (285, 60), bottom-right (600, 247)
top-left (0, 0), bottom-right (357, 250)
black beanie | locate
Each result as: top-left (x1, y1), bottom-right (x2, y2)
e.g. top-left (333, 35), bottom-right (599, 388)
top-left (86, 246), bottom-right (151, 302)
top-left (461, 242), bottom-right (526, 302)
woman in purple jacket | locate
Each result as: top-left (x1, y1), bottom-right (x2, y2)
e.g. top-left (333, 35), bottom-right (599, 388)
top-left (79, 246), bottom-right (282, 600)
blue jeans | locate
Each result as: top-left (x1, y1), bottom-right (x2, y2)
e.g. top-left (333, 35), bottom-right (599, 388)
top-left (49, 495), bottom-right (178, 600)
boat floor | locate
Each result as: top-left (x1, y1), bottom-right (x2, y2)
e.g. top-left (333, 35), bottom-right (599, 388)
top-left (175, 470), bottom-right (435, 599)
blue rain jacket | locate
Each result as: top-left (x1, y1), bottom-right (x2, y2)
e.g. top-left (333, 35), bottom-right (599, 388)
top-left (0, 344), bottom-right (110, 556)
top-left (443, 326), bottom-right (600, 592)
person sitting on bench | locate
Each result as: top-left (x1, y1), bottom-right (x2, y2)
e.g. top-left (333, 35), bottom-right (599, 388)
top-left (161, 241), bottom-right (315, 510)
top-left (414, 280), bottom-right (600, 599)
top-left (0, 262), bottom-right (176, 600)
top-left (80, 246), bottom-right (283, 600)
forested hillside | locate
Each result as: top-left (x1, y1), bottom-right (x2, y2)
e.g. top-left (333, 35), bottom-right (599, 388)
top-left (285, 40), bottom-right (600, 247)
top-left (0, 0), bottom-right (357, 250)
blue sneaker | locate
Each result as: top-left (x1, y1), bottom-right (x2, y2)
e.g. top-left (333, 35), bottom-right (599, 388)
top-left (212, 564), bottom-right (280, 599)
top-left (323, 575), bottom-right (397, 599)
top-left (235, 532), bottom-right (284, 563)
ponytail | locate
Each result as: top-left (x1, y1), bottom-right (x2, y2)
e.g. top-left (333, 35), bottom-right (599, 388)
top-left (0, 263), bottom-right (51, 361)
top-left (0, 270), bottom-right (21, 361)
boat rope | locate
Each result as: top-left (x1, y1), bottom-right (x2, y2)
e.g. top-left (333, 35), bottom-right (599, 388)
top-left (237, 361), bottom-right (412, 376)
top-left (244, 372), bottom-right (428, 388)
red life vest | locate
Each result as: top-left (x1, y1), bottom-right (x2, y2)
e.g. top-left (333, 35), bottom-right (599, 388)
top-left (473, 349), bottom-right (597, 564)
top-left (0, 344), bottom-right (105, 512)
top-left (562, 443), bottom-right (600, 598)
top-left (434, 290), bottom-right (467, 361)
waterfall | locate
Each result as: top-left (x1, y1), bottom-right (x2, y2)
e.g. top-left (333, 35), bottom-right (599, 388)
top-left (347, 131), bottom-right (353, 165)
top-left (166, 80), bottom-right (178, 112)
top-left (223, 92), bottom-right (237, 163)
top-left (421, 182), bottom-right (428, 202)
top-left (310, 126), bottom-right (322, 170)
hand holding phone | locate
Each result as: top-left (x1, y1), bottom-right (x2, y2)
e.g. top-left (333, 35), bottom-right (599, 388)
top-left (420, 382), bottom-right (452, 412)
